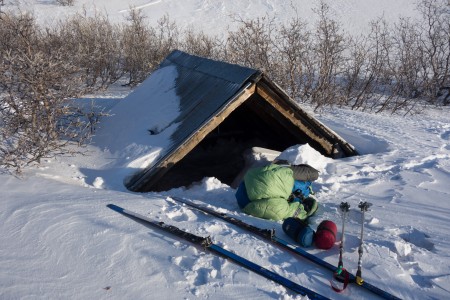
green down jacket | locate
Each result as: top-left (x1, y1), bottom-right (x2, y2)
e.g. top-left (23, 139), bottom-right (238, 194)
top-left (242, 164), bottom-right (307, 221)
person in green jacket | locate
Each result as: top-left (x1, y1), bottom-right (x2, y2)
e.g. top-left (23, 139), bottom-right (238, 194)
top-left (237, 163), bottom-right (319, 221)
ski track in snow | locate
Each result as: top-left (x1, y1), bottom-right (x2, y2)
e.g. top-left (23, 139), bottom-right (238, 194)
top-left (118, 0), bottom-right (162, 14)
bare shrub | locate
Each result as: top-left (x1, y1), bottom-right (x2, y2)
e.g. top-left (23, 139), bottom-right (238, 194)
top-left (386, 18), bottom-right (423, 113)
top-left (340, 35), bottom-right (371, 109)
top-left (2, 0), bottom-right (450, 174)
top-left (355, 0), bottom-right (450, 111)
top-left (226, 15), bottom-right (277, 73)
top-left (150, 14), bottom-right (180, 64)
top-left (258, 0), bottom-right (448, 112)
top-left (120, 8), bottom-right (153, 85)
top-left (273, 15), bottom-right (312, 100)
top-left (307, 1), bottom-right (346, 110)
top-left (121, 10), bottom-right (179, 85)
top-left (340, 34), bottom-right (403, 114)
top-left (54, 10), bottom-right (123, 89)
top-left (0, 11), bottom-right (102, 172)
top-left (415, 0), bottom-right (450, 105)
top-left (180, 28), bottom-right (224, 60)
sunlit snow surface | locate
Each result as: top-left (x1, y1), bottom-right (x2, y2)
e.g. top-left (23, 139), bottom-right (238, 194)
top-left (1, 1), bottom-right (450, 299)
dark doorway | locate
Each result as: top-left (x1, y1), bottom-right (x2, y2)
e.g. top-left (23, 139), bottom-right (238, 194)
top-left (149, 95), bottom-right (310, 191)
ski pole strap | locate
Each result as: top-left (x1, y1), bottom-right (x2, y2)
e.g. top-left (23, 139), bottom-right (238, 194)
top-left (331, 267), bottom-right (350, 292)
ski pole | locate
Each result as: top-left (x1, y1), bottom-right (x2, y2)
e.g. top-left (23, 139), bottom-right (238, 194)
top-left (337, 202), bottom-right (350, 272)
top-left (331, 202), bottom-right (350, 292)
top-left (356, 201), bottom-right (372, 285)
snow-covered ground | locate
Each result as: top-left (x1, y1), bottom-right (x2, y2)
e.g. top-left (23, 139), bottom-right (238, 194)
top-left (9, 0), bottom-right (419, 36)
top-left (1, 1), bottom-right (450, 300)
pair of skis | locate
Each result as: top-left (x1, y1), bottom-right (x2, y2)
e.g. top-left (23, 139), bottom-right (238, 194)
top-left (107, 203), bottom-right (330, 300)
top-left (332, 201), bottom-right (372, 293)
top-left (108, 197), bottom-right (401, 300)
top-left (166, 196), bottom-right (401, 300)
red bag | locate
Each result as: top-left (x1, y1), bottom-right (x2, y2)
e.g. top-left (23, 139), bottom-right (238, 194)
top-left (315, 220), bottom-right (337, 249)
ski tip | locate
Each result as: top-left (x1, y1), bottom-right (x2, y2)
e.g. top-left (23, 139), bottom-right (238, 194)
top-left (107, 204), bottom-right (124, 213)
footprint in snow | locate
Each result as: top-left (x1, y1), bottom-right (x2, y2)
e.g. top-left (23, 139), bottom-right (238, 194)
top-left (394, 240), bottom-right (413, 257)
top-left (166, 208), bottom-right (198, 222)
top-left (387, 226), bottom-right (434, 252)
top-left (379, 229), bottom-right (435, 289)
top-left (399, 227), bottom-right (435, 252)
top-left (441, 130), bottom-right (450, 141)
top-left (201, 222), bottom-right (233, 236)
top-left (172, 255), bottom-right (220, 290)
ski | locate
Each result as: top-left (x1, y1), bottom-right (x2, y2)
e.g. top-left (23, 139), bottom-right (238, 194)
top-left (106, 203), bottom-right (330, 300)
top-left (169, 196), bottom-right (402, 300)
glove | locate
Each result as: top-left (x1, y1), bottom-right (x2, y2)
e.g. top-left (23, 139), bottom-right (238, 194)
top-left (302, 197), bottom-right (318, 217)
top-left (288, 193), bottom-right (301, 203)
top-left (292, 197), bottom-right (301, 203)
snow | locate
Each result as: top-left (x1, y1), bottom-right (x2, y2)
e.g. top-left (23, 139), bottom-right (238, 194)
top-left (12, 0), bottom-right (420, 36)
top-left (1, 1), bottom-right (450, 300)
top-left (277, 144), bottom-right (332, 175)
